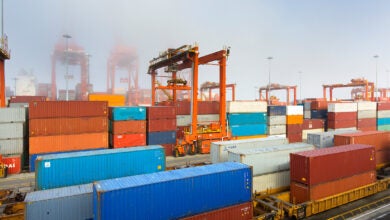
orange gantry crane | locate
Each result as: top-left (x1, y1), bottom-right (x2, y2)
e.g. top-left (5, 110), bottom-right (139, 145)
top-left (323, 78), bottom-right (374, 101)
top-left (148, 44), bottom-right (230, 156)
top-left (0, 34), bottom-right (10, 107)
top-left (258, 83), bottom-right (297, 105)
top-left (200, 81), bottom-right (236, 101)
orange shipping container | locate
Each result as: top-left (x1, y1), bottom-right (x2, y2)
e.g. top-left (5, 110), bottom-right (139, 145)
top-left (110, 133), bottom-right (146, 148)
top-left (286, 115), bottom-right (303, 125)
top-left (88, 93), bottom-right (126, 107)
top-left (29, 117), bottom-right (108, 136)
top-left (110, 120), bottom-right (146, 134)
top-left (334, 131), bottom-right (390, 151)
top-left (29, 132), bottom-right (108, 154)
top-left (376, 149), bottom-right (390, 166)
top-left (2, 154), bottom-right (22, 174)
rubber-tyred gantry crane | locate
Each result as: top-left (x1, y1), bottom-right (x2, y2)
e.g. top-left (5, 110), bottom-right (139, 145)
top-left (51, 39), bottom-right (89, 100)
top-left (0, 34), bottom-right (10, 107)
top-left (200, 81), bottom-right (236, 101)
top-left (148, 44), bottom-right (230, 156)
top-left (323, 78), bottom-right (374, 101)
top-left (258, 83), bottom-right (297, 105)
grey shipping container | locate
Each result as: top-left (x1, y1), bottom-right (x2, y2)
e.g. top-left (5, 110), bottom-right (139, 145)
top-left (0, 107), bottom-right (26, 123)
top-left (0, 122), bottom-right (25, 139)
top-left (307, 130), bottom-right (358, 148)
top-left (0, 138), bottom-right (24, 155)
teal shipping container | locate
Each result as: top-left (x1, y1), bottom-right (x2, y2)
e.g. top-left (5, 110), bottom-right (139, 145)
top-left (230, 124), bottom-right (267, 136)
top-left (227, 113), bottom-right (267, 125)
top-left (108, 106), bottom-right (146, 121)
top-left (377, 118), bottom-right (390, 126)
top-left (35, 146), bottom-right (165, 190)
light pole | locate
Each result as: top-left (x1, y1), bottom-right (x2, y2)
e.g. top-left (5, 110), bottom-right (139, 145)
top-left (63, 34), bottom-right (72, 100)
top-left (299, 71), bottom-right (302, 101)
top-left (267, 56), bottom-right (273, 105)
top-left (373, 55), bottom-right (379, 101)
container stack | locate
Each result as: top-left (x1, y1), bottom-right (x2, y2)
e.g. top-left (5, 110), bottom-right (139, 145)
top-left (290, 144), bottom-right (376, 204)
top-left (377, 102), bottom-right (390, 131)
top-left (267, 106), bottom-right (286, 136)
top-left (227, 101), bottom-right (268, 139)
top-left (228, 143), bottom-right (315, 194)
top-left (109, 106), bottom-right (146, 148)
top-left (356, 102), bottom-right (377, 131)
top-left (29, 101), bottom-right (109, 171)
top-left (92, 162), bottom-right (253, 220)
top-left (88, 93), bottom-right (126, 106)
top-left (146, 106), bottom-right (176, 156)
top-left (0, 108), bottom-right (27, 174)
top-left (302, 119), bottom-right (325, 142)
top-left (286, 105), bottom-right (304, 143)
top-left (303, 100), bottom-right (312, 119)
top-left (327, 103), bottom-right (358, 131)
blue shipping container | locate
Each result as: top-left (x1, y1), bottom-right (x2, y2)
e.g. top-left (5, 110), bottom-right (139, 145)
top-left (377, 118), bottom-right (390, 126)
top-left (93, 162), bottom-right (252, 220)
top-left (227, 113), bottom-right (267, 125)
top-left (147, 130), bottom-right (176, 144)
top-left (310, 110), bottom-right (328, 119)
top-left (24, 184), bottom-right (93, 220)
top-left (109, 106), bottom-right (146, 121)
top-left (267, 106), bottom-right (287, 116)
top-left (35, 146), bottom-right (165, 190)
top-left (230, 124), bottom-right (267, 136)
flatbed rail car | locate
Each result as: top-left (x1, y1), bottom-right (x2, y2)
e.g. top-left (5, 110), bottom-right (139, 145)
top-left (253, 176), bottom-right (390, 220)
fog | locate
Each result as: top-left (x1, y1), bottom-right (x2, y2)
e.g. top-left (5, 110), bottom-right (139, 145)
top-left (4, 0), bottom-right (390, 100)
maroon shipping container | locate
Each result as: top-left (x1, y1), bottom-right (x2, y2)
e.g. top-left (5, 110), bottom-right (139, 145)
top-left (147, 106), bottom-right (176, 119)
top-left (9, 95), bottom-right (46, 103)
top-left (110, 133), bottom-right (146, 148)
top-left (327, 119), bottom-right (357, 129)
top-left (287, 133), bottom-right (303, 143)
top-left (290, 171), bottom-right (376, 204)
top-left (377, 102), bottom-right (390, 111)
top-left (161, 144), bottom-right (175, 157)
top-left (290, 144), bottom-right (376, 186)
top-left (357, 118), bottom-right (377, 128)
top-left (148, 118), bottom-right (176, 132)
top-left (287, 124), bottom-right (303, 134)
top-left (327, 112), bottom-right (357, 121)
top-left (302, 119), bottom-right (325, 130)
top-left (181, 201), bottom-right (253, 220)
top-left (175, 101), bottom-right (191, 115)
top-left (110, 120), bottom-right (146, 134)
top-left (310, 100), bottom-right (328, 110)
top-left (198, 101), bottom-right (220, 115)
top-left (29, 117), bottom-right (108, 136)
top-left (29, 101), bottom-right (108, 119)
top-left (377, 149), bottom-right (390, 165)
top-left (334, 131), bottom-right (390, 152)
top-left (176, 126), bottom-right (189, 139)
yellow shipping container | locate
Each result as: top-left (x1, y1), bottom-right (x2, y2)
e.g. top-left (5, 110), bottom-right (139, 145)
top-left (286, 115), bottom-right (303, 125)
top-left (88, 93), bottom-right (126, 107)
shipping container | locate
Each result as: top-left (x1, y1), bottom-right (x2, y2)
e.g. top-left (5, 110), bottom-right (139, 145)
top-left (286, 115), bottom-right (303, 124)
top-left (377, 102), bottom-right (390, 111)
top-left (211, 136), bottom-right (288, 163)
top-left (328, 103), bottom-right (357, 112)
top-left (110, 133), bottom-right (146, 148)
top-left (176, 114), bottom-right (220, 126)
top-left (147, 130), bottom-right (176, 145)
top-left (2, 154), bottom-right (22, 174)
top-left (88, 93), bottom-right (125, 106)
top-left (357, 118), bottom-right (377, 128)
top-left (198, 101), bottom-right (220, 115)
top-left (93, 162), bottom-right (252, 220)
top-left (29, 117), bottom-right (108, 136)
top-left (268, 125), bottom-right (286, 135)
top-left (286, 106), bottom-right (303, 115)
top-left (286, 124), bottom-right (303, 134)
top-left (267, 106), bottom-right (286, 116)
top-left (8, 102), bottom-right (29, 108)
top-left (0, 139), bottom-right (24, 155)
top-left (290, 171), bottom-right (376, 204)
top-left (357, 101), bottom-right (377, 111)
top-left (230, 124), bottom-right (267, 136)
top-left (378, 125), bottom-right (390, 131)
top-left (307, 130), bottom-right (358, 148)
top-left (304, 110), bottom-right (311, 119)
top-left (110, 120), bottom-right (146, 134)
top-left (29, 132), bottom-right (108, 154)
top-left (376, 149), bottom-right (390, 165)
top-left (327, 112), bottom-right (357, 121)
top-left (268, 115), bottom-right (286, 125)
top-left (228, 112), bottom-right (267, 125)
top-left (29, 101), bottom-right (108, 119)
top-left (333, 131), bottom-right (390, 152)
top-left (181, 202), bottom-right (253, 220)
top-left (228, 143), bottom-right (315, 176)
top-left (9, 95), bottom-right (46, 103)
top-left (287, 133), bottom-right (303, 143)
top-left (302, 129), bottom-right (324, 140)
top-left (0, 122), bottom-right (25, 139)
top-left (303, 101), bottom-right (312, 110)
top-left (24, 184), bottom-right (93, 220)
top-left (147, 106), bottom-right (176, 119)
top-left (253, 170), bottom-right (290, 194)
top-left (147, 118), bottom-right (176, 132)
top-left (327, 119), bottom-right (357, 129)
top-left (377, 118), bottom-right (390, 126)
top-left (290, 144), bottom-right (376, 185)
top-left (377, 110), bottom-right (390, 118)
top-left (310, 100), bottom-right (328, 110)
top-left (0, 107), bottom-right (26, 123)
top-left (227, 101), bottom-right (267, 113)
top-left (108, 106), bottom-right (146, 121)
top-left (357, 110), bottom-right (377, 119)
top-left (310, 109), bottom-right (328, 119)
top-left (35, 146), bottom-right (166, 190)
top-left (161, 143), bottom-right (174, 156)
top-left (302, 119), bottom-right (325, 130)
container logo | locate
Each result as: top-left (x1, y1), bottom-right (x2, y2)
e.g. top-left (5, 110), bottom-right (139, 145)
top-left (224, 145), bottom-right (237, 151)
top-left (44, 162), bottom-right (51, 168)
top-left (4, 162), bottom-right (15, 168)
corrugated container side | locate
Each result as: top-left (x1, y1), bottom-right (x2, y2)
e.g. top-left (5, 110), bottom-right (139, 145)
top-left (29, 132), bottom-right (108, 154)
top-left (290, 144), bottom-right (376, 185)
top-left (377, 118), bottom-right (390, 126)
top-left (88, 94), bottom-right (125, 106)
top-left (147, 106), bottom-right (176, 119)
top-left (357, 118), bottom-right (377, 130)
top-left (147, 130), bottom-right (176, 144)
top-left (198, 101), bottom-right (220, 115)
top-left (304, 110), bottom-right (311, 119)
top-left (9, 95), bottom-right (46, 103)
top-left (35, 146), bottom-right (166, 190)
top-left (268, 116), bottom-right (286, 125)
top-left (0, 122), bottom-right (25, 139)
top-left (310, 100), bottom-right (328, 110)
top-left (377, 149), bottom-right (390, 165)
top-left (302, 129), bottom-right (324, 140)
top-left (378, 125), bottom-right (390, 131)
top-left (267, 125), bottom-right (286, 135)
top-left (252, 170), bottom-right (290, 194)
top-left (161, 144), bottom-right (174, 156)
top-left (176, 114), bottom-right (220, 126)
top-left (328, 103), bottom-right (357, 112)
top-left (307, 130), bottom-right (358, 148)
top-left (227, 101), bottom-right (267, 113)
top-left (147, 118), bottom-right (176, 132)
top-left (29, 101), bottom-right (108, 119)
top-left (377, 110), bottom-right (390, 118)
top-left (24, 184), bottom-right (93, 220)
top-left (327, 112), bottom-right (357, 121)
top-left (302, 119), bottom-right (325, 130)
top-left (0, 139), bottom-right (24, 155)
top-left (290, 171), bottom-right (376, 204)
top-left (287, 133), bottom-right (303, 143)
top-left (303, 101), bottom-right (312, 110)
top-left (357, 110), bottom-right (377, 119)
top-left (333, 131), bottom-right (390, 152)
top-left (377, 102), bottom-right (390, 111)
top-left (108, 106), bottom-right (146, 121)
top-left (357, 101), bottom-right (377, 111)
top-left (29, 117), bottom-right (108, 136)
top-left (210, 137), bottom-right (289, 163)
top-left (286, 115), bottom-right (303, 124)
top-left (2, 154), bottom-right (22, 174)
top-left (310, 110), bottom-right (328, 119)
top-left (181, 202), bottom-right (253, 220)
top-left (230, 124), bottom-right (267, 136)
top-left (228, 113), bottom-right (267, 125)
top-left (110, 120), bottom-right (146, 134)
top-left (286, 124), bottom-right (303, 134)
top-left (267, 106), bottom-right (286, 116)
top-left (0, 107), bottom-right (26, 123)
top-left (93, 162), bottom-right (252, 220)
top-left (110, 133), bottom-right (146, 148)
top-left (327, 119), bottom-right (357, 129)
top-left (286, 106), bottom-right (303, 115)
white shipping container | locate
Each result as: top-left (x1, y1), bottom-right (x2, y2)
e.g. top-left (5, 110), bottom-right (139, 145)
top-left (0, 107), bottom-right (27, 123)
top-left (286, 105), bottom-right (303, 115)
top-left (327, 127), bottom-right (357, 132)
top-left (8, 103), bottom-right (29, 108)
top-left (328, 103), bottom-right (357, 113)
top-left (228, 143), bottom-right (315, 176)
top-left (226, 101), bottom-right (267, 113)
top-left (304, 110), bottom-right (311, 119)
top-left (253, 170), bottom-right (290, 194)
top-left (356, 101), bottom-right (377, 111)
top-left (210, 136), bottom-right (288, 163)
top-left (377, 110), bottom-right (390, 118)
top-left (357, 110), bottom-right (377, 119)
top-left (302, 128), bottom-right (324, 141)
top-left (268, 125), bottom-right (286, 135)
top-left (268, 116), bottom-right (286, 125)
top-left (176, 114), bottom-right (220, 126)
top-left (0, 139), bottom-right (24, 155)
top-left (0, 122), bottom-right (25, 139)
top-left (307, 130), bottom-right (358, 148)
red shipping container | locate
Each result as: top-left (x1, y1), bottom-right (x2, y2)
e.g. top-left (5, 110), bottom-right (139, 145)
top-left (29, 117), bottom-right (108, 136)
top-left (287, 133), bottom-right (303, 143)
top-left (161, 144), bottom-right (175, 157)
top-left (377, 102), bottom-right (390, 111)
top-left (302, 119), bottom-right (325, 130)
top-left (357, 118), bottom-right (377, 128)
top-left (198, 101), bottom-right (220, 115)
top-left (327, 119), bottom-right (357, 129)
top-left (327, 112), bottom-right (357, 121)
top-left (376, 149), bottom-right (390, 165)
top-left (176, 126), bottom-right (189, 139)
top-left (147, 106), bottom-right (176, 119)
top-left (29, 132), bottom-right (108, 154)
top-left (290, 144), bottom-right (376, 185)
top-left (287, 124), bottom-right (303, 134)
top-left (29, 101), bottom-right (108, 119)
top-left (181, 201), bottom-right (253, 220)
top-left (290, 171), bottom-right (376, 204)
top-left (9, 95), bottom-right (46, 103)
top-left (111, 120), bottom-right (146, 134)
top-left (334, 131), bottom-right (390, 151)
top-left (2, 154), bottom-right (22, 174)
top-left (175, 101), bottom-right (191, 115)
top-left (148, 118), bottom-right (176, 132)
top-left (310, 100), bottom-right (328, 110)
top-left (110, 133), bottom-right (146, 148)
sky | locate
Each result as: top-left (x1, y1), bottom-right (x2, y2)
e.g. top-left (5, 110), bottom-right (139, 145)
top-left (3, 0), bottom-right (390, 101)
